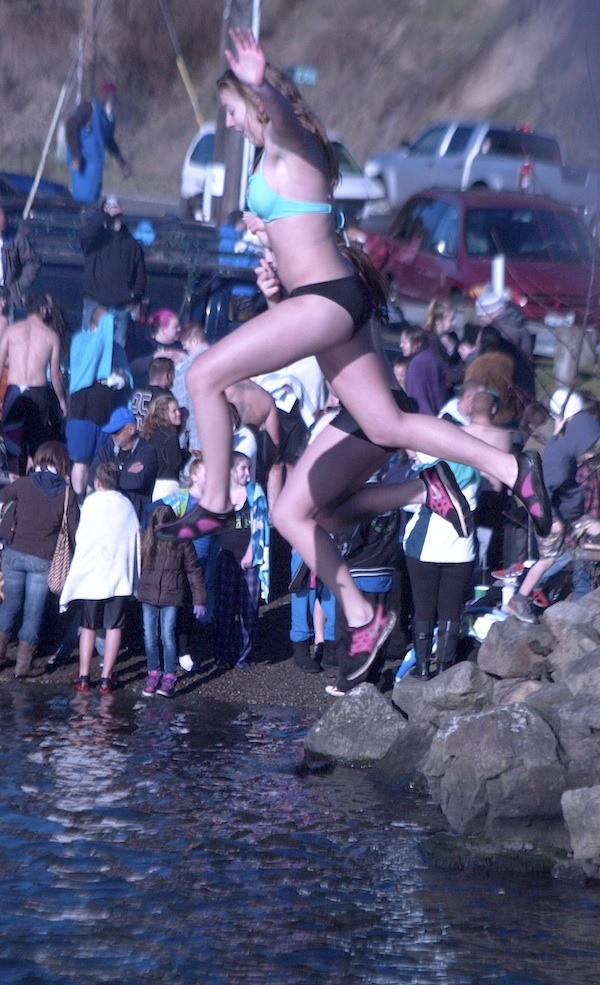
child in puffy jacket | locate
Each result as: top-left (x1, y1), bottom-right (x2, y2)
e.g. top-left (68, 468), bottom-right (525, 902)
top-left (138, 504), bottom-right (206, 697)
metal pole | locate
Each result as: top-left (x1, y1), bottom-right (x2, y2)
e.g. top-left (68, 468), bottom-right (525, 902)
top-left (23, 83), bottom-right (69, 220)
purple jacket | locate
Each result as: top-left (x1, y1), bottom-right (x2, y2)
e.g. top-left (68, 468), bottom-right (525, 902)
top-left (405, 348), bottom-right (448, 416)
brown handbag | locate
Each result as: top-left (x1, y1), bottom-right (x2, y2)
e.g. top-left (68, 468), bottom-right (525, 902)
top-left (48, 486), bottom-right (72, 595)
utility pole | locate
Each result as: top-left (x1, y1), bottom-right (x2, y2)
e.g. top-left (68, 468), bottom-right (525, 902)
top-left (78, 0), bottom-right (96, 103)
top-left (211, 0), bottom-right (262, 225)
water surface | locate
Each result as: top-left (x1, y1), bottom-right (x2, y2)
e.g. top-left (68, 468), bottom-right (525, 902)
top-left (0, 687), bottom-right (598, 984)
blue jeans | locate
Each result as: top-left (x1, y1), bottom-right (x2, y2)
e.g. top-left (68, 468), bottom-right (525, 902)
top-left (0, 547), bottom-right (51, 644)
top-left (82, 297), bottom-right (129, 347)
top-left (289, 550), bottom-right (336, 643)
top-left (142, 603), bottom-right (177, 674)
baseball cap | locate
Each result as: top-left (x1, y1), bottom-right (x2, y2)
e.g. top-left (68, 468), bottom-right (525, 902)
top-left (102, 407), bottom-right (136, 433)
top-left (548, 388), bottom-right (584, 421)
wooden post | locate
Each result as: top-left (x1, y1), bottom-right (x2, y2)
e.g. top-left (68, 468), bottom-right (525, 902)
top-left (80, 0), bottom-right (96, 101)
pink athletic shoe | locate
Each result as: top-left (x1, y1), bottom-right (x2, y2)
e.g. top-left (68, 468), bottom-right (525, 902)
top-left (421, 462), bottom-right (473, 538)
top-left (346, 605), bottom-right (397, 683)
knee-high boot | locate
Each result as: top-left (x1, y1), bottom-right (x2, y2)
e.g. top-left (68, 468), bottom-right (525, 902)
top-left (410, 621), bottom-right (434, 680)
top-left (0, 631), bottom-right (10, 669)
top-left (14, 640), bottom-right (44, 678)
top-left (435, 620), bottom-right (460, 675)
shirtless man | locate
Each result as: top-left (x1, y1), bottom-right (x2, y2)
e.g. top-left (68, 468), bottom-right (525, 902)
top-left (0, 293), bottom-right (67, 475)
top-left (225, 378), bottom-right (281, 506)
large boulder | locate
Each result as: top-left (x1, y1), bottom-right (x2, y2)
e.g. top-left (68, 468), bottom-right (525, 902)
top-left (492, 678), bottom-right (544, 705)
top-left (525, 685), bottom-right (600, 785)
top-left (372, 722), bottom-right (436, 794)
top-left (557, 646), bottom-right (600, 698)
top-left (542, 590), bottom-right (600, 643)
top-left (424, 704), bottom-right (561, 834)
top-left (392, 662), bottom-right (493, 726)
top-left (304, 683), bottom-right (404, 763)
top-left (562, 785), bottom-right (600, 860)
top-left (545, 627), bottom-right (599, 680)
top-left (477, 618), bottom-right (553, 679)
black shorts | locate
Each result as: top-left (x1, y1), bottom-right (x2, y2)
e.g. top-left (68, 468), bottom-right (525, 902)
top-left (81, 596), bottom-right (127, 631)
top-left (331, 388), bottom-right (415, 451)
top-left (289, 273), bottom-right (372, 334)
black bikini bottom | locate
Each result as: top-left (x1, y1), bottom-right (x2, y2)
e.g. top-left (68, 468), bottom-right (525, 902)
top-left (330, 388), bottom-right (416, 452)
top-left (289, 274), bottom-right (372, 333)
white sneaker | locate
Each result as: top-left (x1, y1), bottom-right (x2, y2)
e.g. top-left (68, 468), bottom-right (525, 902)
top-left (178, 654), bottom-right (195, 673)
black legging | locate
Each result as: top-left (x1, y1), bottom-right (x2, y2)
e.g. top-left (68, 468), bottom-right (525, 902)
top-left (405, 557), bottom-right (474, 624)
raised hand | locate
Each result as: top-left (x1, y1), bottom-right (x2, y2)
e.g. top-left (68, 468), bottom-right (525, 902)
top-left (225, 28), bottom-right (266, 87)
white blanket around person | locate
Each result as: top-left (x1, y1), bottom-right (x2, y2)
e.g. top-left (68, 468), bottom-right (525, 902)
top-left (59, 489), bottom-right (141, 611)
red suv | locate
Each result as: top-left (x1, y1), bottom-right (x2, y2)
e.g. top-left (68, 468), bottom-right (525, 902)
top-left (368, 188), bottom-right (600, 325)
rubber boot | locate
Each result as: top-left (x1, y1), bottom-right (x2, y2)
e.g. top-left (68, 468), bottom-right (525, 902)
top-left (14, 640), bottom-right (44, 678)
top-left (435, 620), bottom-right (460, 676)
top-left (0, 631), bottom-right (10, 669)
top-left (292, 639), bottom-right (322, 674)
top-left (410, 621), bottom-right (434, 680)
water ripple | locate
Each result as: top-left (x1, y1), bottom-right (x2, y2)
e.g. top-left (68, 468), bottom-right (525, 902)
top-left (0, 689), bottom-right (596, 984)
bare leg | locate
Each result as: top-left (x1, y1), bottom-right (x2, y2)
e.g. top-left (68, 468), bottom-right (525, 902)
top-left (78, 628), bottom-right (95, 677)
top-left (266, 460), bottom-right (284, 511)
top-left (186, 297), bottom-right (357, 514)
top-left (71, 462), bottom-right (89, 497)
top-left (318, 477), bottom-right (425, 530)
top-left (101, 628), bottom-right (122, 679)
top-left (272, 425), bottom-right (388, 627)
top-left (313, 599), bottom-right (325, 646)
top-left (318, 330), bottom-right (520, 489)
top-left (518, 557), bottom-right (553, 598)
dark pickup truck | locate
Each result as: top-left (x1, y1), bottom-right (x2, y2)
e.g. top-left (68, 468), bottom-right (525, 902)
top-left (7, 200), bottom-right (261, 338)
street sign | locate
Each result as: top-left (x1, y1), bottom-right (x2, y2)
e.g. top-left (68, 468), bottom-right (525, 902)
top-left (287, 64), bottom-right (318, 86)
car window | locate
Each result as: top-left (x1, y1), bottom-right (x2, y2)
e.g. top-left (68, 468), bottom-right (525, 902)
top-left (190, 133), bottom-right (215, 166)
top-left (465, 207), bottom-right (592, 261)
top-left (390, 198), bottom-right (429, 241)
top-left (445, 126), bottom-right (475, 155)
top-left (481, 130), bottom-right (562, 164)
top-left (408, 125), bottom-right (448, 156)
top-left (331, 141), bottom-right (362, 176)
top-left (391, 197), bottom-right (459, 256)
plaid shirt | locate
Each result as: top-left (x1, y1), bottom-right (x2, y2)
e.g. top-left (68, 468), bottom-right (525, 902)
top-left (576, 453), bottom-right (600, 519)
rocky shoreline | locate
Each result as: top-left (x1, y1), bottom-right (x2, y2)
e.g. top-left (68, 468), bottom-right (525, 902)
top-left (304, 589), bottom-right (600, 884)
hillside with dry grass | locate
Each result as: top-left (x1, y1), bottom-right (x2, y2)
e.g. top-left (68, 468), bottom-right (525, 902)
top-left (1, 0), bottom-right (599, 201)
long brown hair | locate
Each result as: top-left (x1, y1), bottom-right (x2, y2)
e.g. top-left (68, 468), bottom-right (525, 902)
top-left (337, 235), bottom-right (388, 318)
top-left (141, 394), bottom-right (178, 441)
top-left (141, 504), bottom-right (178, 571)
top-left (217, 64), bottom-right (339, 188)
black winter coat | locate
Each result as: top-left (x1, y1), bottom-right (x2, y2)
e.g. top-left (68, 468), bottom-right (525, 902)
top-left (138, 540), bottom-right (206, 608)
top-left (80, 210), bottom-right (146, 308)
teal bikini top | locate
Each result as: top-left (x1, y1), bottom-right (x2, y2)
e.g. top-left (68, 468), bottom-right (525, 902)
top-left (247, 156), bottom-right (333, 223)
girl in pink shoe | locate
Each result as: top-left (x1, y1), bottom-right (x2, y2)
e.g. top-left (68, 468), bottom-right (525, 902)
top-left (158, 28), bottom-right (551, 687)
top-left (139, 505), bottom-right (206, 697)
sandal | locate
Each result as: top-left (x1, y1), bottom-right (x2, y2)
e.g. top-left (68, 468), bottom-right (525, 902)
top-left (155, 504), bottom-right (235, 541)
top-left (512, 451), bottom-right (551, 537)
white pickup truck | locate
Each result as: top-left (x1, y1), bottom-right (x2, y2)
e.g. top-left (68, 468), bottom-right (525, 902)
top-left (365, 121), bottom-right (600, 234)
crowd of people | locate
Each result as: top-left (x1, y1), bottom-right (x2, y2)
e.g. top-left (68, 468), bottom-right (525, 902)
top-left (0, 28), bottom-right (598, 699)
